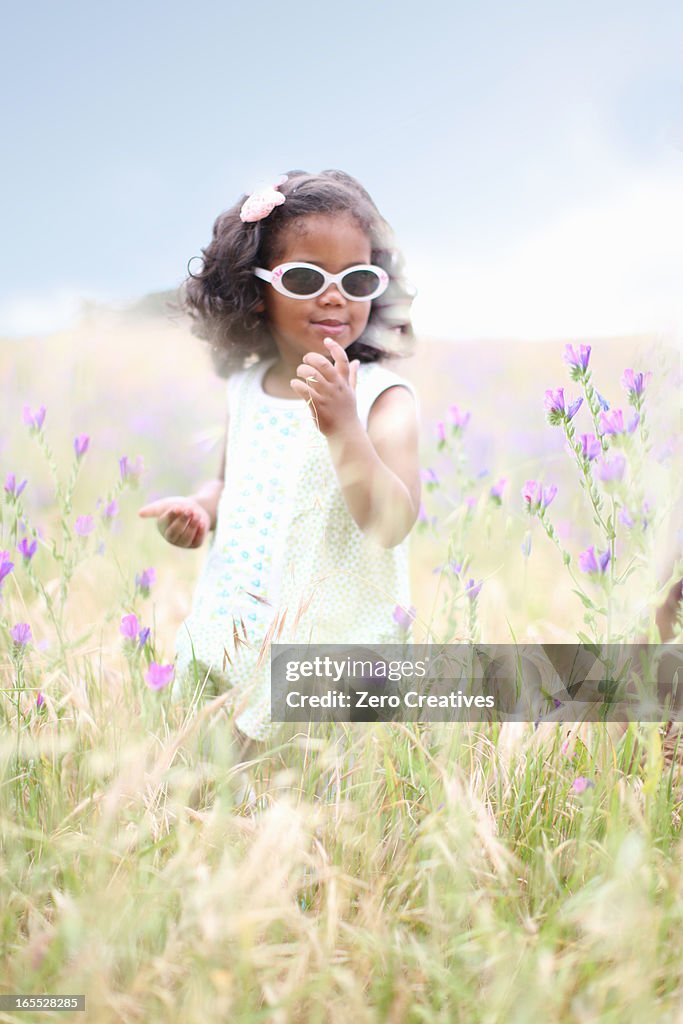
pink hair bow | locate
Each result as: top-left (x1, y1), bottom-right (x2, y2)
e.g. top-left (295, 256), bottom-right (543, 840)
top-left (239, 175), bottom-right (288, 223)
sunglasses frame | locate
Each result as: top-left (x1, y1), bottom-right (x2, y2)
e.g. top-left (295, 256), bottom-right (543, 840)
top-left (253, 262), bottom-right (389, 301)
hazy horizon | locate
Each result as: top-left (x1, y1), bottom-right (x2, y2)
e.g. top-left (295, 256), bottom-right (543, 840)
top-left (3, 0), bottom-right (682, 342)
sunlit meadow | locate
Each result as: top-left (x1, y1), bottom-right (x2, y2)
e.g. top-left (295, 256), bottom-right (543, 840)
top-left (1, 304), bottom-right (682, 1022)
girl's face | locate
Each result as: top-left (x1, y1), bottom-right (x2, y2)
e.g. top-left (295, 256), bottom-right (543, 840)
top-left (260, 213), bottom-right (373, 362)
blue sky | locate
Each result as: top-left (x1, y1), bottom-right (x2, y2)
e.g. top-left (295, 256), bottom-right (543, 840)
top-left (2, 0), bottom-right (682, 339)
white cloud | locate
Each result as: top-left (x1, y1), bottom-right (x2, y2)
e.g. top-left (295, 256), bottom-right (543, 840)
top-left (411, 169), bottom-right (683, 341)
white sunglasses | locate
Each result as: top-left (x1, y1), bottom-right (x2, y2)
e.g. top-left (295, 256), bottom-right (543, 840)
top-left (253, 262), bottom-right (389, 301)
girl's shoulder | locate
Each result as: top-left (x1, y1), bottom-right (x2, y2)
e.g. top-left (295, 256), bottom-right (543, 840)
top-left (355, 361), bottom-right (418, 428)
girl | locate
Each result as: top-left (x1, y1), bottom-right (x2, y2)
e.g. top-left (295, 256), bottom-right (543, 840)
top-left (139, 169), bottom-right (421, 742)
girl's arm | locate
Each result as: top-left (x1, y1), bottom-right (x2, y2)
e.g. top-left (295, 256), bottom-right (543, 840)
top-left (193, 426), bottom-right (227, 529)
top-left (291, 340), bottom-right (420, 548)
top-left (138, 421), bottom-right (227, 547)
top-left (327, 386), bottom-right (420, 548)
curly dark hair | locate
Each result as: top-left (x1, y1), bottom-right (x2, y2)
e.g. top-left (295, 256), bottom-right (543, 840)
top-left (179, 168), bottom-right (417, 376)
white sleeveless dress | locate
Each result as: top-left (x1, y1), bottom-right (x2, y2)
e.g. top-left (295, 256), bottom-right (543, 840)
top-left (173, 357), bottom-right (417, 739)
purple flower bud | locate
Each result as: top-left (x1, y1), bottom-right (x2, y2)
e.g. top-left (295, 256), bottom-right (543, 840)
top-left (417, 503), bottom-right (428, 523)
top-left (566, 397), bottom-right (583, 421)
top-left (465, 578), bottom-right (482, 600)
top-left (146, 662), bottom-right (175, 691)
top-left (572, 776), bottom-right (594, 794)
top-left (622, 369), bottom-right (652, 399)
top-left (595, 455), bottom-right (626, 484)
top-left (138, 627), bottom-right (151, 648)
top-left (0, 551), bottom-right (15, 584)
top-left (36, 691), bottom-right (44, 708)
top-left (74, 434), bottom-right (90, 458)
top-left (22, 405), bottom-right (46, 431)
top-left (120, 613), bottom-right (140, 640)
top-left (544, 388), bottom-right (566, 425)
top-left (563, 344), bottom-right (591, 378)
top-left (435, 421), bottom-right (446, 445)
top-left (392, 605), bottom-right (417, 631)
top-left (599, 409), bottom-right (624, 435)
top-left (11, 622), bottom-right (32, 647)
top-left (596, 392), bottom-right (610, 412)
top-left (619, 507), bottom-right (635, 528)
top-left (135, 567), bottom-right (156, 595)
top-left (489, 478), bottom-right (506, 503)
top-left (542, 484), bottom-right (558, 508)
top-left (447, 404), bottom-right (471, 430)
top-left (627, 413), bottom-right (640, 434)
top-left (119, 454), bottom-right (145, 483)
top-left (4, 473), bottom-right (28, 499)
top-left (421, 468), bottom-right (439, 487)
top-left (75, 515), bottom-right (95, 537)
top-left (17, 537), bottom-right (37, 561)
top-left (579, 434), bottom-right (601, 461)
top-left (578, 546), bottom-right (610, 575)
top-left (522, 480), bottom-right (541, 509)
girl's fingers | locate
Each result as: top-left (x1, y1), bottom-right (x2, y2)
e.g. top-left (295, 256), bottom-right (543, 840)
top-left (350, 359), bottom-right (360, 391)
top-left (295, 364), bottom-right (323, 387)
top-left (323, 338), bottom-right (350, 379)
top-left (302, 351), bottom-right (335, 381)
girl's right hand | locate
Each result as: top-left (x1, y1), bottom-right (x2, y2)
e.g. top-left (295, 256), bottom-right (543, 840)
top-left (138, 496), bottom-right (211, 548)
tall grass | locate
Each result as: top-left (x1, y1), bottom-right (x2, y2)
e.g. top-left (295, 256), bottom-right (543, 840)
top-left (1, 314), bottom-right (682, 1022)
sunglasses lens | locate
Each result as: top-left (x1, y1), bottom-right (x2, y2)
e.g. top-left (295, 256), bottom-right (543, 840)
top-left (342, 269), bottom-right (383, 298)
top-left (280, 266), bottom-right (325, 295)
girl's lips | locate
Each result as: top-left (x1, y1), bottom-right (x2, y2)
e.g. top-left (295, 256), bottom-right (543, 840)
top-left (311, 322), bottom-right (347, 334)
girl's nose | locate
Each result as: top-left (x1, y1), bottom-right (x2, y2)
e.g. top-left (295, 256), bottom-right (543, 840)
top-left (319, 283), bottom-right (346, 304)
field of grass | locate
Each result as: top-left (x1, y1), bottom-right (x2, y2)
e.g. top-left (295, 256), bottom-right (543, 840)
top-left (1, 307), bottom-right (682, 1022)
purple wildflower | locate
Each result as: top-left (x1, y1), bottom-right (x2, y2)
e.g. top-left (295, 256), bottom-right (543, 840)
top-left (579, 434), bottom-right (601, 461)
top-left (4, 473), bottom-right (27, 499)
top-left (596, 392), bottom-right (610, 412)
top-left (572, 776), bottom-right (594, 794)
top-left (619, 507), bottom-right (635, 528)
top-left (393, 605), bottom-right (417, 631)
top-left (436, 422), bottom-right (446, 447)
top-left (622, 369), bottom-right (652, 401)
top-left (417, 503), bottom-right (429, 524)
top-left (595, 455), bottom-right (626, 484)
top-left (17, 537), bottom-right (38, 562)
top-left (73, 434), bottom-right (90, 458)
top-left (465, 579), bottom-right (483, 600)
top-left (627, 413), bottom-right (640, 434)
top-left (599, 409), bottom-right (624, 435)
top-left (146, 663), bottom-right (175, 691)
top-left (36, 691), bottom-right (44, 708)
top-left (578, 546), bottom-right (610, 575)
top-left (489, 478), bottom-right (506, 504)
top-left (11, 622), bottom-right (32, 647)
top-left (119, 454), bottom-right (145, 484)
top-left (75, 515), bottom-right (95, 537)
top-left (544, 388), bottom-right (566, 425)
top-left (421, 468), bottom-right (439, 487)
top-left (447, 404), bottom-right (471, 430)
top-left (0, 551), bottom-right (14, 584)
top-left (544, 388), bottom-right (583, 425)
top-left (120, 613), bottom-right (140, 641)
top-left (563, 344), bottom-right (591, 379)
top-left (22, 405), bottom-right (46, 431)
top-left (138, 627), bottom-right (151, 648)
top-left (135, 567), bottom-right (156, 596)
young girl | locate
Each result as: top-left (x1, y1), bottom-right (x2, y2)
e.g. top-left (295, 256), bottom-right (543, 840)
top-left (139, 169), bottom-right (420, 742)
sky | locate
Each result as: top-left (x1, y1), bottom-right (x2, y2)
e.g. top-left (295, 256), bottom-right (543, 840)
top-left (2, 0), bottom-right (683, 341)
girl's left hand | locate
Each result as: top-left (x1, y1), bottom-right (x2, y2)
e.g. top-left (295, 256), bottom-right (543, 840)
top-left (290, 339), bottom-right (361, 437)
